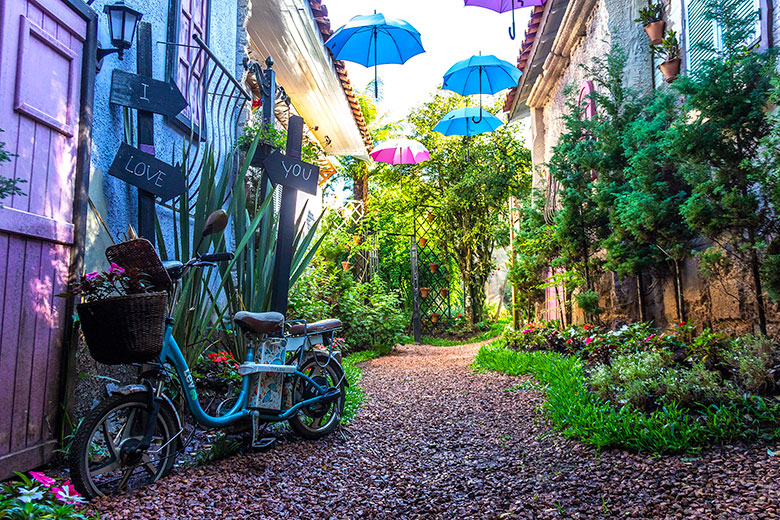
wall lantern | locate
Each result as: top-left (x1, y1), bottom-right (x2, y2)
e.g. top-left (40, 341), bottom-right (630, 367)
top-left (97, 1), bottom-right (143, 63)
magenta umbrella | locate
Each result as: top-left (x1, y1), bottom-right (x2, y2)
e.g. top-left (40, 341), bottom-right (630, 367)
top-left (370, 139), bottom-right (430, 165)
top-left (464, 0), bottom-right (546, 39)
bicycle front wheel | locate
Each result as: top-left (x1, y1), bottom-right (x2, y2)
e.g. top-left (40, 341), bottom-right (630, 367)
top-left (69, 392), bottom-right (179, 498)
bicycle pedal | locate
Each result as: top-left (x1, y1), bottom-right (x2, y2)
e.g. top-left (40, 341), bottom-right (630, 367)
top-left (322, 386), bottom-right (341, 402)
top-left (251, 436), bottom-right (276, 452)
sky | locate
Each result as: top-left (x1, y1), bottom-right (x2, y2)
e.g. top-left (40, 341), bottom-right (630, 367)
top-left (324, 0), bottom-right (532, 125)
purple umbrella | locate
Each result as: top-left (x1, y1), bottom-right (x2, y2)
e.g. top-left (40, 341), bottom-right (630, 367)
top-left (464, 0), bottom-right (546, 39)
top-left (370, 139), bottom-right (430, 165)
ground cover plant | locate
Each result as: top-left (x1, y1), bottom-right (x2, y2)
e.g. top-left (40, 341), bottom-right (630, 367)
top-left (1, 472), bottom-right (97, 519)
top-left (474, 322), bottom-right (780, 453)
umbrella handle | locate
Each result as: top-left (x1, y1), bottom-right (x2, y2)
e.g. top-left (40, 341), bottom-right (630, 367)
top-left (471, 87), bottom-right (484, 125)
top-left (509, 3), bottom-right (516, 40)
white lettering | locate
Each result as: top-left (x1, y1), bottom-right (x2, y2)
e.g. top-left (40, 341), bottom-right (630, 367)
top-left (302, 167), bottom-right (312, 181)
top-left (154, 169), bottom-right (166, 187)
top-left (282, 160), bottom-right (294, 178)
top-left (141, 82), bottom-right (150, 101)
top-left (292, 164), bottom-right (302, 178)
top-left (133, 162), bottom-right (146, 177)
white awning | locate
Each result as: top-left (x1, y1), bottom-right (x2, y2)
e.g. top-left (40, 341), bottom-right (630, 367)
top-left (247, 0), bottom-right (369, 159)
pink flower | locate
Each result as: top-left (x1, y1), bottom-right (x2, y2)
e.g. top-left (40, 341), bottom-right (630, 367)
top-left (109, 262), bottom-right (125, 274)
top-left (85, 272), bottom-right (99, 281)
top-left (29, 471), bottom-right (56, 487)
top-left (644, 334), bottom-right (656, 342)
top-left (51, 480), bottom-right (83, 504)
top-left (583, 324), bottom-right (594, 330)
top-left (521, 328), bottom-right (533, 334)
top-left (584, 337), bottom-right (593, 345)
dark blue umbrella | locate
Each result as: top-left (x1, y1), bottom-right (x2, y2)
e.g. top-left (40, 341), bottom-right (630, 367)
top-left (442, 54), bottom-right (522, 122)
top-left (325, 13), bottom-right (425, 98)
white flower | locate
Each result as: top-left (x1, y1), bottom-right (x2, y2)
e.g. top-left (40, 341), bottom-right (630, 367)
top-left (17, 486), bottom-right (44, 503)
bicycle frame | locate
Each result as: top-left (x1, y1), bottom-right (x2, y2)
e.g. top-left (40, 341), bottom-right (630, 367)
top-left (158, 321), bottom-right (336, 428)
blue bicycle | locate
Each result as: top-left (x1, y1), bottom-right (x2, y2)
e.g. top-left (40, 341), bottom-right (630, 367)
top-left (69, 211), bottom-right (347, 498)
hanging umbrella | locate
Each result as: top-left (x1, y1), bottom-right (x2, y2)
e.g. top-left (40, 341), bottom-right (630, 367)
top-left (370, 139), bottom-right (430, 165)
top-left (434, 107), bottom-right (503, 161)
top-left (443, 54), bottom-right (522, 123)
top-left (464, 0), bottom-right (546, 40)
top-left (433, 107), bottom-right (503, 137)
top-left (325, 13), bottom-right (425, 98)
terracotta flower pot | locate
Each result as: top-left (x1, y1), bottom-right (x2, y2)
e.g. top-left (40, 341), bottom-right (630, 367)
top-left (644, 20), bottom-right (665, 45)
top-left (419, 237), bottom-right (428, 248)
top-left (420, 287), bottom-right (430, 298)
top-left (341, 261), bottom-right (352, 271)
top-left (353, 235), bottom-right (362, 245)
top-left (427, 212), bottom-right (435, 223)
top-left (439, 287), bottom-right (450, 298)
top-left (659, 58), bottom-right (681, 83)
top-left (429, 262), bottom-right (439, 274)
top-left (431, 313), bottom-right (441, 323)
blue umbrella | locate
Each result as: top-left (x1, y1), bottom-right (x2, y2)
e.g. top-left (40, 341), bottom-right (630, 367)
top-left (442, 54), bottom-right (522, 123)
top-left (325, 13), bottom-right (425, 98)
top-left (433, 107), bottom-right (503, 137)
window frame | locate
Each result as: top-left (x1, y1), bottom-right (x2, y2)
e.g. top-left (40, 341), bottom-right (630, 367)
top-left (165, 0), bottom-right (211, 137)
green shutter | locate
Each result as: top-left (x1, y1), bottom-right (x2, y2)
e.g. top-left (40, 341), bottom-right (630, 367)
top-left (686, 0), bottom-right (717, 73)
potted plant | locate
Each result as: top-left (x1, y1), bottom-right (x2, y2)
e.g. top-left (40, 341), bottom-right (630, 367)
top-left (431, 313), bottom-right (441, 323)
top-left (419, 237), bottom-right (428, 248)
top-left (427, 212), bottom-right (435, 223)
top-left (352, 234), bottom-right (362, 245)
top-left (429, 262), bottom-right (439, 274)
top-left (238, 114), bottom-right (287, 167)
top-left (341, 260), bottom-right (352, 271)
top-left (635, 2), bottom-right (665, 45)
top-left (654, 30), bottom-right (681, 82)
top-left (420, 287), bottom-right (430, 298)
top-left (439, 287), bottom-right (450, 298)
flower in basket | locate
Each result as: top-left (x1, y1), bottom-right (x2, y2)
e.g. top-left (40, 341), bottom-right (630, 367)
top-left (58, 264), bottom-right (153, 303)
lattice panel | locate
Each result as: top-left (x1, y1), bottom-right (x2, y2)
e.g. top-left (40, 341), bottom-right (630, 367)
top-left (414, 206), bottom-right (453, 336)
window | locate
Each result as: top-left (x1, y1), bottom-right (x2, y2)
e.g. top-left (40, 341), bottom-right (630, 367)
top-left (166, 0), bottom-right (209, 132)
top-left (685, 0), bottom-right (761, 73)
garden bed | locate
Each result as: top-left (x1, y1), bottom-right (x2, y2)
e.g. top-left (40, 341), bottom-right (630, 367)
top-left (473, 322), bottom-right (780, 453)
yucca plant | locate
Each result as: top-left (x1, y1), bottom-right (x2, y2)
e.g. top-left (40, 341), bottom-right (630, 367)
top-left (156, 130), bottom-right (328, 364)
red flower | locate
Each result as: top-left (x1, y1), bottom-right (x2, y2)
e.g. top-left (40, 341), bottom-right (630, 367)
top-left (251, 98), bottom-right (262, 110)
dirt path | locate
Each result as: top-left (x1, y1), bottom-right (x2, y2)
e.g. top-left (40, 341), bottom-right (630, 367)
top-left (93, 342), bottom-right (780, 519)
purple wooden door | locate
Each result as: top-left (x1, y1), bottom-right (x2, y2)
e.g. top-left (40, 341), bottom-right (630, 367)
top-left (0, 0), bottom-right (89, 478)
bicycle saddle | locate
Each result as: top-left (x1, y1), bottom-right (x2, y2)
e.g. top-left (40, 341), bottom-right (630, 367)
top-left (288, 319), bottom-right (342, 336)
top-left (233, 311), bottom-right (284, 335)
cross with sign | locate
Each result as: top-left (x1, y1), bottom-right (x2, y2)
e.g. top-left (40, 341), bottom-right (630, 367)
top-left (110, 70), bottom-right (188, 118)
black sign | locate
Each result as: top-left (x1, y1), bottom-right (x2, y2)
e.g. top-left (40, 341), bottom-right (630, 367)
top-left (108, 143), bottom-right (186, 202)
top-left (110, 70), bottom-right (188, 118)
top-left (262, 150), bottom-right (320, 196)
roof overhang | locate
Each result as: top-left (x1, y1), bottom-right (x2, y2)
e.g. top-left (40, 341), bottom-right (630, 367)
top-left (507, 0), bottom-right (570, 121)
top-left (248, 0), bottom-right (370, 159)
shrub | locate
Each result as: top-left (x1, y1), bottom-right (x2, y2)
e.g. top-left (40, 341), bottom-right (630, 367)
top-left (1, 472), bottom-right (96, 519)
top-left (723, 334), bottom-right (779, 393)
top-left (338, 277), bottom-right (405, 354)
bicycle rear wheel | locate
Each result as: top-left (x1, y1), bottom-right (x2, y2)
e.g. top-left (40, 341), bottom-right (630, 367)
top-left (69, 393), bottom-right (179, 498)
top-left (288, 354), bottom-right (346, 440)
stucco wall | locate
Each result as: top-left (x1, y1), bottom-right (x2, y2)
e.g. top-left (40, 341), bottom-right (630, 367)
top-left (85, 0), bottom-right (238, 271)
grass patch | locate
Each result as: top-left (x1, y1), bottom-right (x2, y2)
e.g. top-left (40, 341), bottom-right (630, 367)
top-left (473, 340), bottom-right (780, 453)
top-left (421, 317), bottom-right (509, 346)
top-left (341, 348), bottom-right (388, 423)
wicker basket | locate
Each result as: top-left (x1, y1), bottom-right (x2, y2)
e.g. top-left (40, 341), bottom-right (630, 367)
top-left (78, 292), bottom-right (168, 365)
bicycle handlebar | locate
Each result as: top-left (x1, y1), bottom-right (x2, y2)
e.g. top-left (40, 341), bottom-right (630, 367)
top-left (200, 252), bottom-right (234, 262)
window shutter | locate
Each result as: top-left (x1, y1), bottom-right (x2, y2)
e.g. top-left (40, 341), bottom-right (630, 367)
top-left (173, 0), bottom-right (209, 127)
top-left (685, 0), bottom-right (717, 73)
top-left (686, 0), bottom-right (759, 73)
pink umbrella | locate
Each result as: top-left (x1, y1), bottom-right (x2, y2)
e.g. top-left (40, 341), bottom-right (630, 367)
top-left (369, 139), bottom-right (430, 165)
top-left (464, 0), bottom-right (546, 39)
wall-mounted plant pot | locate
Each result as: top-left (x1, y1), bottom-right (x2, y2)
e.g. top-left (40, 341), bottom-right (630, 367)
top-left (429, 262), bottom-right (439, 274)
top-left (420, 287), bottom-right (430, 298)
top-left (427, 212), bottom-right (435, 223)
top-left (644, 20), bottom-right (665, 45)
top-left (439, 287), bottom-right (450, 298)
top-left (419, 237), bottom-right (428, 248)
top-left (341, 261), bottom-right (352, 271)
top-left (659, 58), bottom-right (681, 83)
top-left (430, 313), bottom-right (441, 323)
top-left (249, 142), bottom-right (277, 167)
top-left (353, 235), bottom-right (362, 245)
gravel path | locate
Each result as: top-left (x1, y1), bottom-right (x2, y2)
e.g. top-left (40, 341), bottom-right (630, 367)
top-left (93, 341), bottom-right (780, 519)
